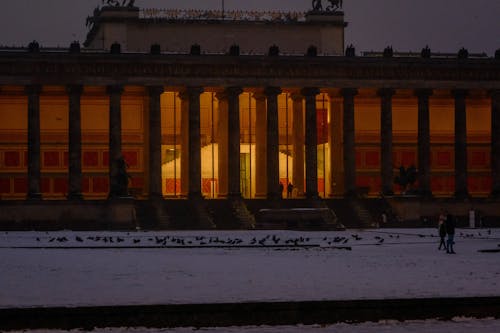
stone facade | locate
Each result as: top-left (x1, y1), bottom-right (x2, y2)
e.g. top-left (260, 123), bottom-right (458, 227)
top-left (85, 7), bottom-right (346, 55)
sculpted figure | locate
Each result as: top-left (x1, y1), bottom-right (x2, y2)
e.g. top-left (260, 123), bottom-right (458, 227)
top-left (327, 0), bottom-right (343, 11)
top-left (103, 0), bottom-right (135, 7)
top-left (312, 0), bottom-right (343, 12)
top-left (312, 0), bottom-right (323, 11)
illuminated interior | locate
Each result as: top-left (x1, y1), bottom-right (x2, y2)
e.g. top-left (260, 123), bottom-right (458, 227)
top-left (0, 86), bottom-right (492, 199)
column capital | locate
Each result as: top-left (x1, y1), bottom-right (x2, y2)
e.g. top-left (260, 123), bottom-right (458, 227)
top-left (340, 88), bottom-right (358, 98)
top-left (263, 86), bottom-right (282, 97)
top-left (290, 92), bottom-right (303, 102)
top-left (225, 86), bottom-right (243, 97)
top-left (147, 86), bottom-right (164, 96)
top-left (377, 88), bottom-right (396, 98)
top-left (252, 92), bottom-right (266, 101)
top-left (414, 88), bottom-right (433, 98)
top-left (107, 85), bottom-right (124, 95)
top-left (184, 86), bottom-right (204, 97)
top-left (300, 87), bottom-right (320, 97)
top-left (25, 84), bottom-right (42, 95)
top-left (451, 89), bottom-right (468, 99)
top-left (66, 84), bottom-right (83, 96)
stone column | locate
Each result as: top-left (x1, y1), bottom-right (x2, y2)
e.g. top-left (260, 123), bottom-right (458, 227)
top-left (216, 92), bottom-right (229, 197)
top-left (491, 90), bottom-right (500, 197)
top-left (186, 87), bottom-right (204, 198)
top-left (179, 93), bottom-right (189, 197)
top-left (148, 86), bottom-right (164, 199)
top-left (378, 88), bottom-right (395, 196)
top-left (453, 89), bottom-right (469, 199)
top-left (302, 87), bottom-right (320, 199)
top-left (226, 87), bottom-right (243, 197)
top-left (67, 85), bottom-right (83, 200)
top-left (291, 93), bottom-right (305, 197)
top-left (253, 92), bottom-right (267, 198)
top-left (26, 85), bottom-right (42, 200)
top-left (264, 87), bottom-right (282, 200)
top-left (107, 85), bottom-right (124, 198)
top-left (415, 89), bottom-right (433, 197)
top-left (341, 88), bottom-right (358, 197)
top-left (328, 94), bottom-right (343, 196)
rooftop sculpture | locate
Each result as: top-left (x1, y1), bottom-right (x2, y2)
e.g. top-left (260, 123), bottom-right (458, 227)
top-left (312, 0), bottom-right (343, 12)
top-left (102, 0), bottom-right (136, 7)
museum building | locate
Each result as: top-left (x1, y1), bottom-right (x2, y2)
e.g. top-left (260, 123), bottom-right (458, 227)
top-left (0, 3), bottom-right (499, 228)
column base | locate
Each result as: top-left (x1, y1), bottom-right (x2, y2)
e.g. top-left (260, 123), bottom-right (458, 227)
top-left (27, 192), bottom-right (42, 200)
top-left (381, 190), bottom-right (394, 197)
top-left (188, 192), bottom-right (204, 200)
top-left (454, 190), bottom-right (470, 200)
top-left (67, 192), bottom-right (84, 201)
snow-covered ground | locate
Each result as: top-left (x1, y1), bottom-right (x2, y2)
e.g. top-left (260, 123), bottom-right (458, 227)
top-left (1, 228), bottom-right (499, 309)
top-left (6, 318), bottom-right (500, 333)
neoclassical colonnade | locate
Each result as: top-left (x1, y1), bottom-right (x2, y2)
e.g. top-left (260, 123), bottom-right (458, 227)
top-left (15, 83), bottom-right (500, 201)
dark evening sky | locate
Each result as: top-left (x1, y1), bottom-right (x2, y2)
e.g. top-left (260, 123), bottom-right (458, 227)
top-left (0, 0), bottom-right (498, 55)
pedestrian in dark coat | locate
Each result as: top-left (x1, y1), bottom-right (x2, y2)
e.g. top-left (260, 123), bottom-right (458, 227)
top-left (438, 212), bottom-right (447, 250)
top-left (446, 213), bottom-right (456, 254)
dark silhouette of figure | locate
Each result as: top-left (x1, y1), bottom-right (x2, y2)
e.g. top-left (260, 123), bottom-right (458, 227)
top-left (446, 213), bottom-right (456, 254)
top-left (110, 156), bottom-right (131, 197)
top-left (438, 211), bottom-right (447, 250)
top-left (287, 182), bottom-right (294, 198)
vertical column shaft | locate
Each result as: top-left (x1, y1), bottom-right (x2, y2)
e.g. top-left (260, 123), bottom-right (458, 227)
top-left (328, 94), bottom-right (343, 196)
top-left (179, 93), bottom-right (189, 197)
top-left (264, 87), bottom-right (282, 200)
top-left (253, 93), bottom-right (267, 198)
top-left (216, 93), bottom-right (229, 197)
top-left (148, 86), bottom-right (164, 199)
top-left (107, 85), bottom-right (124, 198)
top-left (26, 85), bottom-right (42, 200)
top-left (186, 87), bottom-right (204, 198)
top-left (291, 94), bottom-right (305, 197)
top-left (227, 87), bottom-right (243, 197)
top-left (491, 90), bottom-right (500, 197)
top-left (67, 85), bottom-right (83, 200)
top-left (378, 88), bottom-right (395, 196)
top-left (415, 89), bottom-right (433, 197)
top-left (453, 89), bottom-right (469, 198)
top-left (302, 87), bottom-right (320, 199)
top-left (341, 88), bottom-right (358, 196)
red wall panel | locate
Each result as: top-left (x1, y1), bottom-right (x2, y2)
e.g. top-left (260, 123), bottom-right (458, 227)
top-left (54, 178), bottom-right (68, 194)
top-left (43, 152), bottom-right (60, 168)
top-left (0, 178), bottom-right (10, 193)
top-left (83, 152), bottom-right (99, 167)
top-left (4, 151), bottom-right (20, 167)
top-left (13, 178), bottom-right (27, 193)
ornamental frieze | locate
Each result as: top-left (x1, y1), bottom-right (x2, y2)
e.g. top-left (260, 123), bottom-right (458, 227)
top-left (0, 55), bottom-right (498, 86)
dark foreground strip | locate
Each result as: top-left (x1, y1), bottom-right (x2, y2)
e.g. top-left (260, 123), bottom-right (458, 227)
top-left (1, 297), bottom-right (500, 331)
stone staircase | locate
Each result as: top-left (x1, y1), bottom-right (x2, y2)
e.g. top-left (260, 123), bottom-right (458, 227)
top-left (349, 199), bottom-right (376, 228)
top-left (230, 198), bottom-right (256, 229)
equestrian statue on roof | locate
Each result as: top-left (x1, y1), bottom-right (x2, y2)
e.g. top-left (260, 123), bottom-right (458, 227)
top-left (312, 0), bottom-right (343, 12)
top-left (102, 0), bottom-right (136, 7)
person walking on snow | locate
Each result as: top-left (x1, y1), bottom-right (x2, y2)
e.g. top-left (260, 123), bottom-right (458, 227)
top-left (438, 211), bottom-right (447, 250)
top-left (446, 212), bottom-right (456, 254)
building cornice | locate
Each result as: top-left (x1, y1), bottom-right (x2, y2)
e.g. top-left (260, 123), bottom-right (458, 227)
top-left (0, 52), bottom-right (498, 89)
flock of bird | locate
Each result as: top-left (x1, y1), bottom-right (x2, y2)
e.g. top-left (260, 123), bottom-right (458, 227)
top-left (4, 229), bottom-right (492, 249)
top-left (25, 232), bottom-right (425, 249)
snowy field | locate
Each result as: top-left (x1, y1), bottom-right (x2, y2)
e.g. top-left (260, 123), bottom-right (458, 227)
top-left (7, 318), bottom-right (500, 333)
top-left (1, 228), bottom-right (499, 309)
